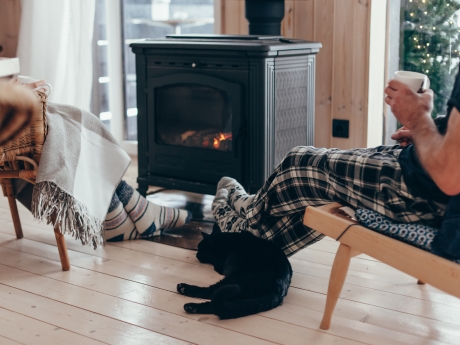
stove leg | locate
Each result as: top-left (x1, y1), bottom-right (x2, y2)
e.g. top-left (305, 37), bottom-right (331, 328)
top-left (137, 182), bottom-right (148, 197)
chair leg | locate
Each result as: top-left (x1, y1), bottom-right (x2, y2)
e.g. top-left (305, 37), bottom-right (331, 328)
top-left (2, 179), bottom-right (23, 239)
top-left (320, 243), bottom-right (355, 330)
top-left (52, 214), bottom-right (70, 271)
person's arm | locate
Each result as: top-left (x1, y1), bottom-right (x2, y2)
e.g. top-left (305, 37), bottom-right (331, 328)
top-left (385, 80), bottom-right (460, 196)
top-left (0, 82), bottom-right (37, 146)
top-left (413, 108), bottom-right (460, 195)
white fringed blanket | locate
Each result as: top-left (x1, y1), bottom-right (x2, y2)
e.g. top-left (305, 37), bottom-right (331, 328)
top-left (32, 103), bottom-right (131, 248)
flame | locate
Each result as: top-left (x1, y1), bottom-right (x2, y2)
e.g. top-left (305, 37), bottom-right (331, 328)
top-left (213, 132), bottom-right (232, 149)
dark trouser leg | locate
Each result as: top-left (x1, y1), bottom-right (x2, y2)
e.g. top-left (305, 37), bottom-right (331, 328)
top-left (214, 146), bottom-right (447, 256)
top-left (431, 194), bottom-right (460, 260)
top-left (13, 180), bottom-right (34, 212)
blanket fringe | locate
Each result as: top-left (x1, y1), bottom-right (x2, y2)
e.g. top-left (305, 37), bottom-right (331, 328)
top-left (32, 181), bottom-right (105, 249)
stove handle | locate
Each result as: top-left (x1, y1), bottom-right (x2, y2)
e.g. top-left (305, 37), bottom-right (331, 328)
top-left (233, 125), bottom-right (247, 158)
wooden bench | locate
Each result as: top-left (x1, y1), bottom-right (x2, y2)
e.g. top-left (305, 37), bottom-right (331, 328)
top-left (303, 203), bottom-right (460, 330)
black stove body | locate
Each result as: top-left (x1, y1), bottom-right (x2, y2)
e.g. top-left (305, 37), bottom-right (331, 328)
top-left (131, 35), bottom-right (321, 195)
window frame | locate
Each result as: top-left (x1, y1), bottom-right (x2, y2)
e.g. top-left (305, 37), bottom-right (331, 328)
top-left (103, 0), bottom-right (220, 156)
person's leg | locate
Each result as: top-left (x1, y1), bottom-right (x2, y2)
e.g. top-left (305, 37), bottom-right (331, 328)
top-left (216, 145), bottom-right (404, 219)
top-left (105, 192), bottom-right (139, 242)
top-left (213, 146), bottom-right (447, 256)
top-left (212, 187), bottom-right (324, 256)
top-left (13, 180), bottom-right (141, 242)
top-left (364, 144), bottom-right (402, 153)
top-left (215, 178), bottom-right (255, 218)
top-left (116, 180), bottom-right (192, 237)
top-left (13, 180), bottom-right (34, 211)
top-left (249, 146), bottom-right (444, 225)
top-left (212, 188), bottom-right (253, 234)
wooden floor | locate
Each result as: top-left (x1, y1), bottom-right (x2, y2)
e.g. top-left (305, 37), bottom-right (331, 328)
top-left (0, 198), bottom-right (459, 344)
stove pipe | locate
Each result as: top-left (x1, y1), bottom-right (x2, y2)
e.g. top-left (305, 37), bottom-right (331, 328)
top-left (245, 0), bottom-right (285, 36)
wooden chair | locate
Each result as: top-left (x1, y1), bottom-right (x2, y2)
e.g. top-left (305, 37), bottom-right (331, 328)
top-left (0, 89), bottom-right (70, 271)
top-left (303, 203), bottom-right (460, 330)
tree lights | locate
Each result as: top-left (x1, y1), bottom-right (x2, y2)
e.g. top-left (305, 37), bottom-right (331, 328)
top-left (401, 0), bottom-right (460, 117)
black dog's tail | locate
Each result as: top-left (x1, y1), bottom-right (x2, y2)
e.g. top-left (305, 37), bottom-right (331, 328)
top-left (211, 285), bottom-right (283, 319)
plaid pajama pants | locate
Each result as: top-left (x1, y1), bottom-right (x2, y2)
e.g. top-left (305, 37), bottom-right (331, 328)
top-left (212, 146), bottom-right (448, 257)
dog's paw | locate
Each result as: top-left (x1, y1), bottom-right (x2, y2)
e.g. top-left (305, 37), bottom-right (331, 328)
top-left (177, 283), bottom-right (189, 295)
top-left (184, 303), bottom-right (198, 314)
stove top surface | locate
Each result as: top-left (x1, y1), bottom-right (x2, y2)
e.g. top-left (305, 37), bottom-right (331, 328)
top-left (131, 34), bottom-right (322, 53)
top-left (166, 34), bottom-right (284, 40)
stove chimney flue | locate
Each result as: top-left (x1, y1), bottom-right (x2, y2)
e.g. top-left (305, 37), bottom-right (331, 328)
top-left (245, 0), bottom-right (285, 36)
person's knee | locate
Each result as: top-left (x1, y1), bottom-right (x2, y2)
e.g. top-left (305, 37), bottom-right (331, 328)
top-left (280, 146), bottom-right (326, 170)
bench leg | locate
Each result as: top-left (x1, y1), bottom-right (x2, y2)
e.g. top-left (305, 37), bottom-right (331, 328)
top-left (320, 243), bottom-right (358, 330)
top-left (2, 179), bottom-right (23, 239)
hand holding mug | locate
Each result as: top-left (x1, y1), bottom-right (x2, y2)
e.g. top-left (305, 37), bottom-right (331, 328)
top-left (9, 76), bottom-right (52, 96)
top-left (384, 77), bottom-right (434, 130)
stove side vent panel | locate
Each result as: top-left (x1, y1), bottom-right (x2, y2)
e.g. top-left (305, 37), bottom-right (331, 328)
top-left (274, 55), bottom-right (316, 167)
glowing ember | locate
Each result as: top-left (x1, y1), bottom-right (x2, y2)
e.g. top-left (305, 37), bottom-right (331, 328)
top-left (212, 132), bottom-right (232, 149)
top-left (160, 129), bottom-right (232, 151)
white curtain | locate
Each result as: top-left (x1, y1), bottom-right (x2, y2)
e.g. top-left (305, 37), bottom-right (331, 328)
top-left (17, 0), bottom-right (96, 111)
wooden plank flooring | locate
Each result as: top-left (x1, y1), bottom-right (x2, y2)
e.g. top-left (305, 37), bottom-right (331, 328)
top-left (0, 197), bottom-right (459, 344)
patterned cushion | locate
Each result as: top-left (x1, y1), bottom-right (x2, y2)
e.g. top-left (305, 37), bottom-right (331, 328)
top-left (355, 209), bottom-right (460, 264)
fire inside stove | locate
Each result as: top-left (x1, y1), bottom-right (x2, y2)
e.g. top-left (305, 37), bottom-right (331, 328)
top-left (159, 129), bottom-right (233, 151)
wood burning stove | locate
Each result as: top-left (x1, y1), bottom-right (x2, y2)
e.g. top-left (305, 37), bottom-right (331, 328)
top-left (131, 35), bottom-right (320, 195)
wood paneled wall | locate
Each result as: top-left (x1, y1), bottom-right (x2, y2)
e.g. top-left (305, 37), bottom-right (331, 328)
top-left (218, 0), bottom-right (377, 149)
top-left (0, 0), bottom-right (21, 58)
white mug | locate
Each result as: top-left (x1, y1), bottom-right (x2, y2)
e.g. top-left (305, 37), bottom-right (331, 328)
top-left (394, 71), bottom-right (430, 93)
top-left (17, 75), bottom-right (52, 96)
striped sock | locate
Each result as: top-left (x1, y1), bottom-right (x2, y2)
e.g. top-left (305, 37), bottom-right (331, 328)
top-left (105, 192), bottom-right (139, 242)
top-left (116, 180), bottom-right (193, 237)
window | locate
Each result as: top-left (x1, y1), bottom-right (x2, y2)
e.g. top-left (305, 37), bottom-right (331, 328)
top-left (399, 0), bottom-right (460, 118)
top-left (92, 0), bottom-right (215, 146)
top-left (122, 0), bottom-right (215, 140)
top-left (92, 0), bottom-right (111, 130)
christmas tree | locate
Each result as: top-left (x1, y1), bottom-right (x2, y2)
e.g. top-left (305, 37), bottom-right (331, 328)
top-left (400, 0), bottom-right (460, 117)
